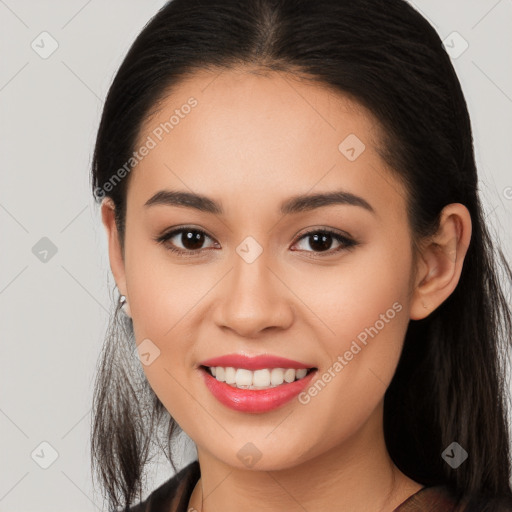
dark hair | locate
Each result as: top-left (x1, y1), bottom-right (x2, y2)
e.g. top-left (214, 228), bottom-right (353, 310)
top-left (90, 0), bottom-right (512, 510)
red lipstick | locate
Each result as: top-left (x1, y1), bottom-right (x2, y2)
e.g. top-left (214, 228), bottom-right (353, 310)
top-left (198, 353), bottom-right (317, 413)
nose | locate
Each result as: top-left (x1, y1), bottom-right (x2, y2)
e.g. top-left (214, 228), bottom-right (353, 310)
top-left (212, 250), bottom-right (295, 338)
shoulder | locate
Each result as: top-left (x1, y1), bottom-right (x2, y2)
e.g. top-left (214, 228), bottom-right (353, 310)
top-left (395, 485), bottom-right (512, 512)
top-left (127, 460), bottom-right (200, 512)
top-left (460, 493), bottom-right (512, 512)
top-left (394, 484), bottom-right (463, 511)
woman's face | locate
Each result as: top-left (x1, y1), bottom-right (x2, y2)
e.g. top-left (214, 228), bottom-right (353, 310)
top-left (106, 67), bottom-right (421, 470)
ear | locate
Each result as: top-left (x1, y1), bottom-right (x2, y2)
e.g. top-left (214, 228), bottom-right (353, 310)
top-left (410, 203), bottom-right (472, 320)
top-left (100, 197), bottom-right (129, 310)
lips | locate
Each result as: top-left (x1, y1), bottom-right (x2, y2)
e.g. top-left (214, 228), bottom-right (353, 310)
top-left (200, 366), bottom-right (317, 413)
top-left (197, 353), bottom-right (318, 413)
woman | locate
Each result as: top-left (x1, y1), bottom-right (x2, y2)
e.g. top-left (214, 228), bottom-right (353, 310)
top-left (89, 0), bottom-right (512, 510)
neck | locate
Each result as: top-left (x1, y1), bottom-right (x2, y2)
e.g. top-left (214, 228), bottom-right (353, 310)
top-left (188, 401), bottom-right (423, 512)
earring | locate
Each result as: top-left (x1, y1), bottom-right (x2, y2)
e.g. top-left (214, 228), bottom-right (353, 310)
top-left (119, 294), bottom-right (132, 318)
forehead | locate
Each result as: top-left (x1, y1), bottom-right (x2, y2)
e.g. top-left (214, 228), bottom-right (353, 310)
top-left (128, 67), bottom-right (407, 220)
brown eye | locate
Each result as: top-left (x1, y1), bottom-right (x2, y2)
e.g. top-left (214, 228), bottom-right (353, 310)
top-left (176, 230), bottom-right (207, 251)
top-left (156, 227), bottom-right (217, 256)
top-left (292, 229), bottom-right (357, 256)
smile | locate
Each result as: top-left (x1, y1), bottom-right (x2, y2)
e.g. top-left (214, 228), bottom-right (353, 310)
top-left (199, 365), bottom-right (318, 413)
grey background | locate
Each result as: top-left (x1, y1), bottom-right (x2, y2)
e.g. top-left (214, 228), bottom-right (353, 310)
top-left (1, 0), bottom-right (511, 510)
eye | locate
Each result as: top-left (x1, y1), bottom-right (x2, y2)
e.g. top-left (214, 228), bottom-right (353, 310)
top-left (155, 227), bottom-right (218, 257)
top-left (291, 229), bottom-right (358, 257)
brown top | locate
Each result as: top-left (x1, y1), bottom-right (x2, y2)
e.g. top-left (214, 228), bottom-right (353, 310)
top-left (125, 460), bottom-right (506, 512)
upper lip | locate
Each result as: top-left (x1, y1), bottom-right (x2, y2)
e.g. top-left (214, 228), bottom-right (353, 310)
top-left (199, 353), bottom-right (316, 371)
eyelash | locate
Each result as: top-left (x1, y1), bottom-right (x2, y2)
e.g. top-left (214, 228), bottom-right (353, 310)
top-left (154, 226), bottom-right (358, 259)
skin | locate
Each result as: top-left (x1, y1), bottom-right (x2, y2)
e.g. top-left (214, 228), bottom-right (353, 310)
top-left (101, 67), bottom-right (472, 512)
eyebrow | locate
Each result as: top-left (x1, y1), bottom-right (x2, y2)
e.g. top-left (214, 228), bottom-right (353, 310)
top-left (144, 189), bottom-right (375, 215)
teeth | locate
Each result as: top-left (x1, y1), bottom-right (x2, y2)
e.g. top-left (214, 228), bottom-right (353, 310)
top-left (225, 367), bottom-right (236, 384)
top-left (270, 368), bottom-right (284, 386)
top-left (253, 369), bottom-right (270, 387)
top-left (284, 368), bottom-right (296, 383)
top-left (215, 367), bottom-right (225, 381)
top-left (209, 366), bottom-right (310, 389)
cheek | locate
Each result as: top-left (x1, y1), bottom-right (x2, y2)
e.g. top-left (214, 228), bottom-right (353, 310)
top-left (291, 229), bottom-right (413, 344)
top-left (124, 230), bottom-right (205, 338)
top-left (122, 235), bottom-right (196, 386)
top-left (125, 257), bottom-right (199, 424)
top-left (291, 234), bottom-right (412, 418)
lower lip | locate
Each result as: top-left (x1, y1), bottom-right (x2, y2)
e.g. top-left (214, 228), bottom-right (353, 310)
top-left (200, 367), bottom-right (317, 413)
